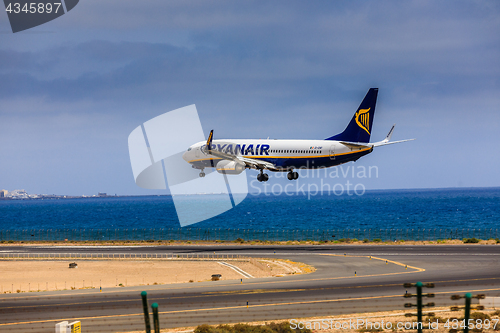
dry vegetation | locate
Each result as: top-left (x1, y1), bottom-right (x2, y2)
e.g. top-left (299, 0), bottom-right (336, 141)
top-left (121, 308), bottom-right (500, 333)
top-left (1, 238), bottom-right (498, 246)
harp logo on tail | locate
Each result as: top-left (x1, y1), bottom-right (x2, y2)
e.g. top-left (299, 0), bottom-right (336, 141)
top-left (355, 108), bottom-right (371, 135)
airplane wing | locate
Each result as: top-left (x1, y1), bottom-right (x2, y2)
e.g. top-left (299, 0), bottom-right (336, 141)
top-left (236, 156), bottom-right (279, 171)
top-left (205, 130), bottom-right (279, 171)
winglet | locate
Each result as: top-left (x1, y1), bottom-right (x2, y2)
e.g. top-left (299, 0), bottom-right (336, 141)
top-left (372, 124), bottom-right (415, 147)
top-left (383, 124), bottom-right (395, 143)
top-left (206, 130), bottom-right (214, 152)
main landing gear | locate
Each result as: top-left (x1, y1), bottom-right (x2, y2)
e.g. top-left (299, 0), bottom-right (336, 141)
top-left (287, 171), bottom-right (299, 180)
top-left (257, 170), bottom-right (269, 182)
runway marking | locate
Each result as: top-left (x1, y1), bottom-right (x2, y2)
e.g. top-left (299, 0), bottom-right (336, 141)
top-left (1, 254), bottom-right (496, 304)
top-left (3, 277), bottom-right (500, 311)
top-left (0, 268), bottom-right (422, 303)
top-left (2, 270), bottom-right (497, 304)
top-left (1, 283), bottom-right (406, 310)
top-left (3, 287), bottom-right (500, 327)
top-left (320, 253), bottom-right (425, 272)
top-left (218, 261), bottom-right (253, 278)
top-left (0, 255), bottom-right (423, 302)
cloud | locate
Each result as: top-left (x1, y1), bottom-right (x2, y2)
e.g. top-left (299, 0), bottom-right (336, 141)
top-left (0, 0), bottom-right (499, 194)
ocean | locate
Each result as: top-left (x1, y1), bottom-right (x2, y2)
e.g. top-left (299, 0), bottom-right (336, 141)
top-left (1, 187), bottom-right (499, 231)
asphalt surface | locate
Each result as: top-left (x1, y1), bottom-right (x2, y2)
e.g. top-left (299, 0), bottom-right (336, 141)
top-left (0, 245), bottom-right (499, 332)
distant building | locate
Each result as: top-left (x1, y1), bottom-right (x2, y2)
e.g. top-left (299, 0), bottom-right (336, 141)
top-left (0, 190), bottom-right (7, 198)
top-left (98, 192), bottom-right (107, 197)
top-left (9, 189), bottom-right (29, 199)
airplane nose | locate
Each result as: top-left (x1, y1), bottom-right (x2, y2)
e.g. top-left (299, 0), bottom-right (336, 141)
top-left (182, 148), bottom-right (193, 162)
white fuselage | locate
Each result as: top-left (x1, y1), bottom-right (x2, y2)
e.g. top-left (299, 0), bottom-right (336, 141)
top-left (182, 139), bottom-right (372, 171)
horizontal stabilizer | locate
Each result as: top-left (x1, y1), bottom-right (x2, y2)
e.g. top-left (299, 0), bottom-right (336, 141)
top-left (340, 141), bottom-right (371, 149)
top-left (372, 138), bottom-right (415, 147)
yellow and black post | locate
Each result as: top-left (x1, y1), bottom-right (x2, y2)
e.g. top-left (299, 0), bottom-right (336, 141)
top-left (450, 293), bottom-right (485, 333)
top-left (403, 282), bottom-right (435, 333)
top-left (152, 302), bottom-right (160, 333)
top-left (141, 291), bottom-right (151, 333)
top-left (464, 293), bottom-right (472, 333)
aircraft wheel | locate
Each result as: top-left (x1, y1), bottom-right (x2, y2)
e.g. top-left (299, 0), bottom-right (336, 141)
top-left (287, 172), bottom-right (294, 180)
top-left (262, 173), bottom-right (269, 182)
top-left (199, 172), bottom-right (205, 178)
top-left (293, 171), bottom-right (299, 180)
top-left (257, 174), bottom-right (262, 182)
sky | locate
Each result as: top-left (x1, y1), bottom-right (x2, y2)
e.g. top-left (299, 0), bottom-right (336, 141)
top-left (0, 0), bottom-right (499, 196)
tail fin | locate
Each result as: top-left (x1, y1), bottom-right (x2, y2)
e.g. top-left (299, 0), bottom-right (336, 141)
top-left (326, 88), bottom-right (378, 143)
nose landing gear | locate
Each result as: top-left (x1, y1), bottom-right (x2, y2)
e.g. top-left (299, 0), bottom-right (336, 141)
top-left (199, 169), bottom-right (205, 177)
top-left (287, 171), bottom-right (299, 180)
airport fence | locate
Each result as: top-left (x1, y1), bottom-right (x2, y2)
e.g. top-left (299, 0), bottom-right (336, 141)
top-left (0, 252), bottom-right (248, 260)
top-left (0, 228), bottom-right (498, 242)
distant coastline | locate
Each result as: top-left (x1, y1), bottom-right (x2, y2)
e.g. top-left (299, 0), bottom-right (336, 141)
top-left (1, 187), bottom-right (499, 231)
top-left (0, 194), bottom-right (173, 200)
top-left (1, 186), bottom-right (499, 200)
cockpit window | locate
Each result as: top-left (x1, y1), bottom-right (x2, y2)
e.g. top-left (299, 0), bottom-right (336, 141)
top-left (187, 148), bottom-right (192, 151)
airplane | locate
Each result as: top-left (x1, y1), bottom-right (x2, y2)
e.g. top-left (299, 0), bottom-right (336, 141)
top-left (182, 88), bottom-right (414, 182)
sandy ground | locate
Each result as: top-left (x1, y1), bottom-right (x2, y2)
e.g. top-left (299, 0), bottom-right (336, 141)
top-left (121, 308), bottom-right (500, 333)
top-left (0, 258), bottom-right (312, 293)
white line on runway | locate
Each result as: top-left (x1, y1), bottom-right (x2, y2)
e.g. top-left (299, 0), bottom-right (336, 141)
top-left (1, 251), bottom-right (499, 256)
top-left (195, 252), bottom-right (500, 256)
top-left (218, 261), bottom-right (254, 278)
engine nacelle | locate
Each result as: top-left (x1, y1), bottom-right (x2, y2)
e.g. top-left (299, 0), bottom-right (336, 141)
top-left (216, 160), bottom-right (245, 175)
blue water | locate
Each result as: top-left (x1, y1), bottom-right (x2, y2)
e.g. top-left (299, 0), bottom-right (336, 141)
top-left (0, 188), bottom-right (499, 230)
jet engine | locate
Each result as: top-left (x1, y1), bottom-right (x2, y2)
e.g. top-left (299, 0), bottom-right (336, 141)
top-left (216, 160), bottom-right (245, 175)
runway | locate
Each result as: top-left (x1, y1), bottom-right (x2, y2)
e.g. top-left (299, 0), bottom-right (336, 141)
top-left (0, 245), bottom-right (499, 332)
